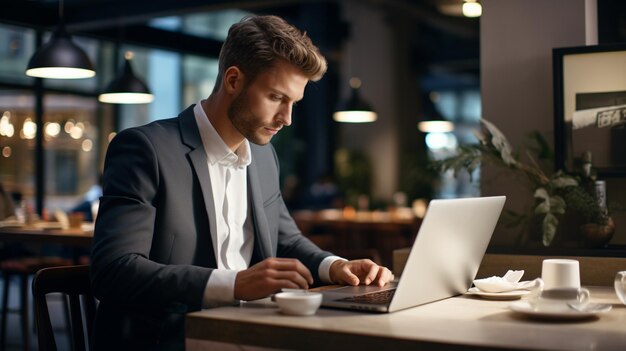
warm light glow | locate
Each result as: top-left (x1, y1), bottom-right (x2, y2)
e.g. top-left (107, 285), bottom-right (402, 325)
top-left (26, 67), bottom-right (95, 79)
top-left (44, 122), bottom-right (61, 137)
top-left (69, 125), bottom-right (83, 139)
top-left (412, 199), bottom-right (428, 218)
top-left (333, 110), bottom-right (377, 123)
top-left (81, 139), bottom-right (93, 152)
top-left (418, 120), bottom-right (454, 133)
top-left (349, 77), bottom-right (362, 89)
top-left (2, 146), bottom-right (11, 158)
top-left (462, 0), bottom-right (482, 17)
top-left (64, 120), bottom-right (75, 133)
top-left (22, 118), bottom-right (36, 139)
top-left (342, 206), bottom-right (356, 220)
top-left (98, 92), bottom-right (155, 104)
top-left (0, 115), bottom-right (14, 137)
top-left (108, 132), bottom-right (117, 142)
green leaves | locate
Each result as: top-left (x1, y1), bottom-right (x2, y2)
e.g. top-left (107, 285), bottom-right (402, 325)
top-left (431, 117), bottom-right (614, 247)
top-left (533, 188), bottom-right (565, 246)
top-left (542, 213), bottom-right (559, 247)
top-left (481, 119), bottom-right (518, 167)
top-left (431, 145), bottom-right (482, 180)
top-left (535, 172), bottom-right (580, 245)
top-left (550, 171), bottom-right (578, 189)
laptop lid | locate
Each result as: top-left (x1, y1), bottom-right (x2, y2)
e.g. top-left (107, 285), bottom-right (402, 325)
top-left (320, 196), bottom-right (506, 313)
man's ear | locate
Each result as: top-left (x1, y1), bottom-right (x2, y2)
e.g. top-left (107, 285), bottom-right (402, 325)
top-left (223, 66), bottom-right (245, 95)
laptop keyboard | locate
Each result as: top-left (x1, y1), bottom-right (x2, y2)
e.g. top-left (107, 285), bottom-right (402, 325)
top-left (337, 288), bottom-right (396, 305)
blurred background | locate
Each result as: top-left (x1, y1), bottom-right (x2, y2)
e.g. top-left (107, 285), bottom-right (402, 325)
top-left (1, 0), bottom-right (626, 250)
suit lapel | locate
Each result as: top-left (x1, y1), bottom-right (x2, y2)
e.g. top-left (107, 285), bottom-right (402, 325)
top-left (247, 157), bottom-right (273, 260)
top-left (179, 105), bottom-right (219, 267)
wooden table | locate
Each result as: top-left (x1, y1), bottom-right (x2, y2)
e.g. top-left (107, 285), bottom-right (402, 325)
top-left (0, 226), bottom-right (93, 247)
top-left (186, 286), bottom-right (626, 350)
top-left (292, 209), bottom-right (420, 268)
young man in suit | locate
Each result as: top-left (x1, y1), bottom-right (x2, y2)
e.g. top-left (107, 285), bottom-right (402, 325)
top-left (90, 15), bottom-right (393, 350)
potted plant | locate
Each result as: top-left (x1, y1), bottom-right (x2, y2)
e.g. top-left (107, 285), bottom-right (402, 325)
top-left (433, 119), bottom-right (615, 247)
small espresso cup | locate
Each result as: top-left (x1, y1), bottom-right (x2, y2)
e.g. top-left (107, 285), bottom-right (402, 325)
top-left (615, 271), bottom-right (626, 305)
top-left (531, 287), bottom-right (590, 312)
top-left (541, 259), bottom-right (581, 290)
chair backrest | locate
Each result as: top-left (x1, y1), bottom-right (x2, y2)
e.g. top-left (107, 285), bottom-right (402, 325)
top-left (32, 265), bottom-right (96, 351)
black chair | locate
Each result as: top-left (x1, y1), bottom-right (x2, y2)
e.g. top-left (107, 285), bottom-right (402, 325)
top-left (32, 265), bottom-right (96, 351)
top-left (1, 256), bottom-right (74, 351)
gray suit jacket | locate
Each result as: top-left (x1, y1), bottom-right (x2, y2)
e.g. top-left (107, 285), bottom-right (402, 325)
top-left (90, 105), bottom-right (331, 350)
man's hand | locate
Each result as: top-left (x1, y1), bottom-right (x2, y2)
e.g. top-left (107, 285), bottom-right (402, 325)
top-left (329, 259), bottom-right (394, 287)
top-left (234, 257), bottom-right (313, 301)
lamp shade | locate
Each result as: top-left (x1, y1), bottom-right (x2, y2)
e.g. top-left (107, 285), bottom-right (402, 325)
top-left (417, 94), bottom-right (454, 133)
top-left (333, 79), bottom-right (377, 123)
top-left (98, 56), bottom-right (154, 104)
top-left (26, 23), bottom-right (95, 79)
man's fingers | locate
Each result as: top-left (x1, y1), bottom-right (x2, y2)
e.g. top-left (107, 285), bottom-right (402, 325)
top-left (374, 267), bottom-right (394, 287)
top-left (267, 269), bottom-right (310, 289)
top-left (340, 265), bottom-right (360, 286)
top-left (363, 263), bottom-right (379, 285)
top-left (265, 258), bottom-right (313, 285)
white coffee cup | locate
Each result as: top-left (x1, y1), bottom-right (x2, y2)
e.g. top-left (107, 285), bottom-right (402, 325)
top-left (615, 271), bottom-right (626, 305)
top-left (541, 259), bottom-right (581, 290)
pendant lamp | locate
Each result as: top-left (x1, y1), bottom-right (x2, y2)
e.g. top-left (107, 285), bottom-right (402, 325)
top-left (462, 0), bottom-right (483, 18)
top-left (25, 0), bottom-right (95, 79)
top-left (98, 52), bottom-right (154, 104)
top-left (333, 77), bottom-right (377, 123)
top-left (417, 93), bottom-right (454, 133)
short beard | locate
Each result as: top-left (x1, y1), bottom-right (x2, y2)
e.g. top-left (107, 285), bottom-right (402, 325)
top-left (227, 87), bottom-right (267, 145)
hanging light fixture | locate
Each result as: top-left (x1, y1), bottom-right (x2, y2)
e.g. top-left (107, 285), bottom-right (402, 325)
top-left (417, 93), bottom-right (454, 133)
top-left (462, 0), bottom-right (483, 18)
top-left (333, 77), bottom-right (377, 123)
top-left (98, 52), bottom-right (154, 104)
top-left (25, 0), bottom-right (95, 79)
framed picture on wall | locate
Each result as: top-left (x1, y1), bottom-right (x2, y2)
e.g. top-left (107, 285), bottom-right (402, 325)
top-left (553, 44), bottom-right (626, 177)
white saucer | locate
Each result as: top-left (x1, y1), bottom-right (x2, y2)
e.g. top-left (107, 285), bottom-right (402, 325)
top-left (509, 300), bottom-right (608, 320)
top-left (466, 287), bottom-right (530, 300)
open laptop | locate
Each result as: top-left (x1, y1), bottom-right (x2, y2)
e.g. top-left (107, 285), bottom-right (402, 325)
top-left (320, 196), bottom-right (506, 313)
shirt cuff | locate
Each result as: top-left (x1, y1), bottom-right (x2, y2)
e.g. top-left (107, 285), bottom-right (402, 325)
top-left (318, 256), bottom-right (347, 283)
top-left (202, 269), bottom-right (239, 308)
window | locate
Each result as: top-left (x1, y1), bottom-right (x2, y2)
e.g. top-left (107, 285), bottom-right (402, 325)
top-left (428, 90), bottom-right (481, 198)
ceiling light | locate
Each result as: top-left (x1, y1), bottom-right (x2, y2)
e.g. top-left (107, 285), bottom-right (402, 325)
top-left (333, 78), bottom-right (377, 123)
top-left (462, 0), bottom-right (483, 18)
top-left (417, 93), bottom-right (454, 133)
top-left (98, 52), bottom-right (154, 104)
top-left (25, 0), bottom-right (95, 79)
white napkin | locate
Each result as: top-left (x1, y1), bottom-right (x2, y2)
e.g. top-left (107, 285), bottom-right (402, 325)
top-left (473, 270), bottom-right (543, 293)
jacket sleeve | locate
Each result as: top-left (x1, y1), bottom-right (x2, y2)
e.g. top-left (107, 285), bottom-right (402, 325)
top-left (90, 128), bottom-right (211, 313)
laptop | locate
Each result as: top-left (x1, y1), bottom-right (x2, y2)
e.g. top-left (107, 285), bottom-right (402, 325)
top-left (320, 196), bottom-right (506, 313)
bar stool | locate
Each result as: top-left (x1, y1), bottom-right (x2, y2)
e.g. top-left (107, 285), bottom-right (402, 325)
top-left (1, 256), bottom-right (73, 351)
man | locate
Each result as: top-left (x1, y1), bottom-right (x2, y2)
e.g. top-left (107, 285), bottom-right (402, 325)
top-left (90, 15), bottom-right (393, 350)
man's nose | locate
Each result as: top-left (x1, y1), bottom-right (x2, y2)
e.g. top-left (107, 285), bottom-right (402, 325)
top-left (278, 104), bottom-right (292, 126)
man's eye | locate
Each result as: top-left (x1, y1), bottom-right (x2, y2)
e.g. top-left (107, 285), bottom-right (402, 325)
top-left (271, 95), bottom-right (282, 101)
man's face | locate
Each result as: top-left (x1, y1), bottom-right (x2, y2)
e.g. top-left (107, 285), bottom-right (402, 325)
top-left (227, 60), bottom-right (308, 145)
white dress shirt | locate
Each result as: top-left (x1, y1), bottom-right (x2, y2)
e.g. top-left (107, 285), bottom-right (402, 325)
top-left (193, 102), bottom-right (342, 307)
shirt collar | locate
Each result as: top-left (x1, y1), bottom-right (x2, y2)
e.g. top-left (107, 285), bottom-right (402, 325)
top-left (193, 101), bottom-right (251, 169)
